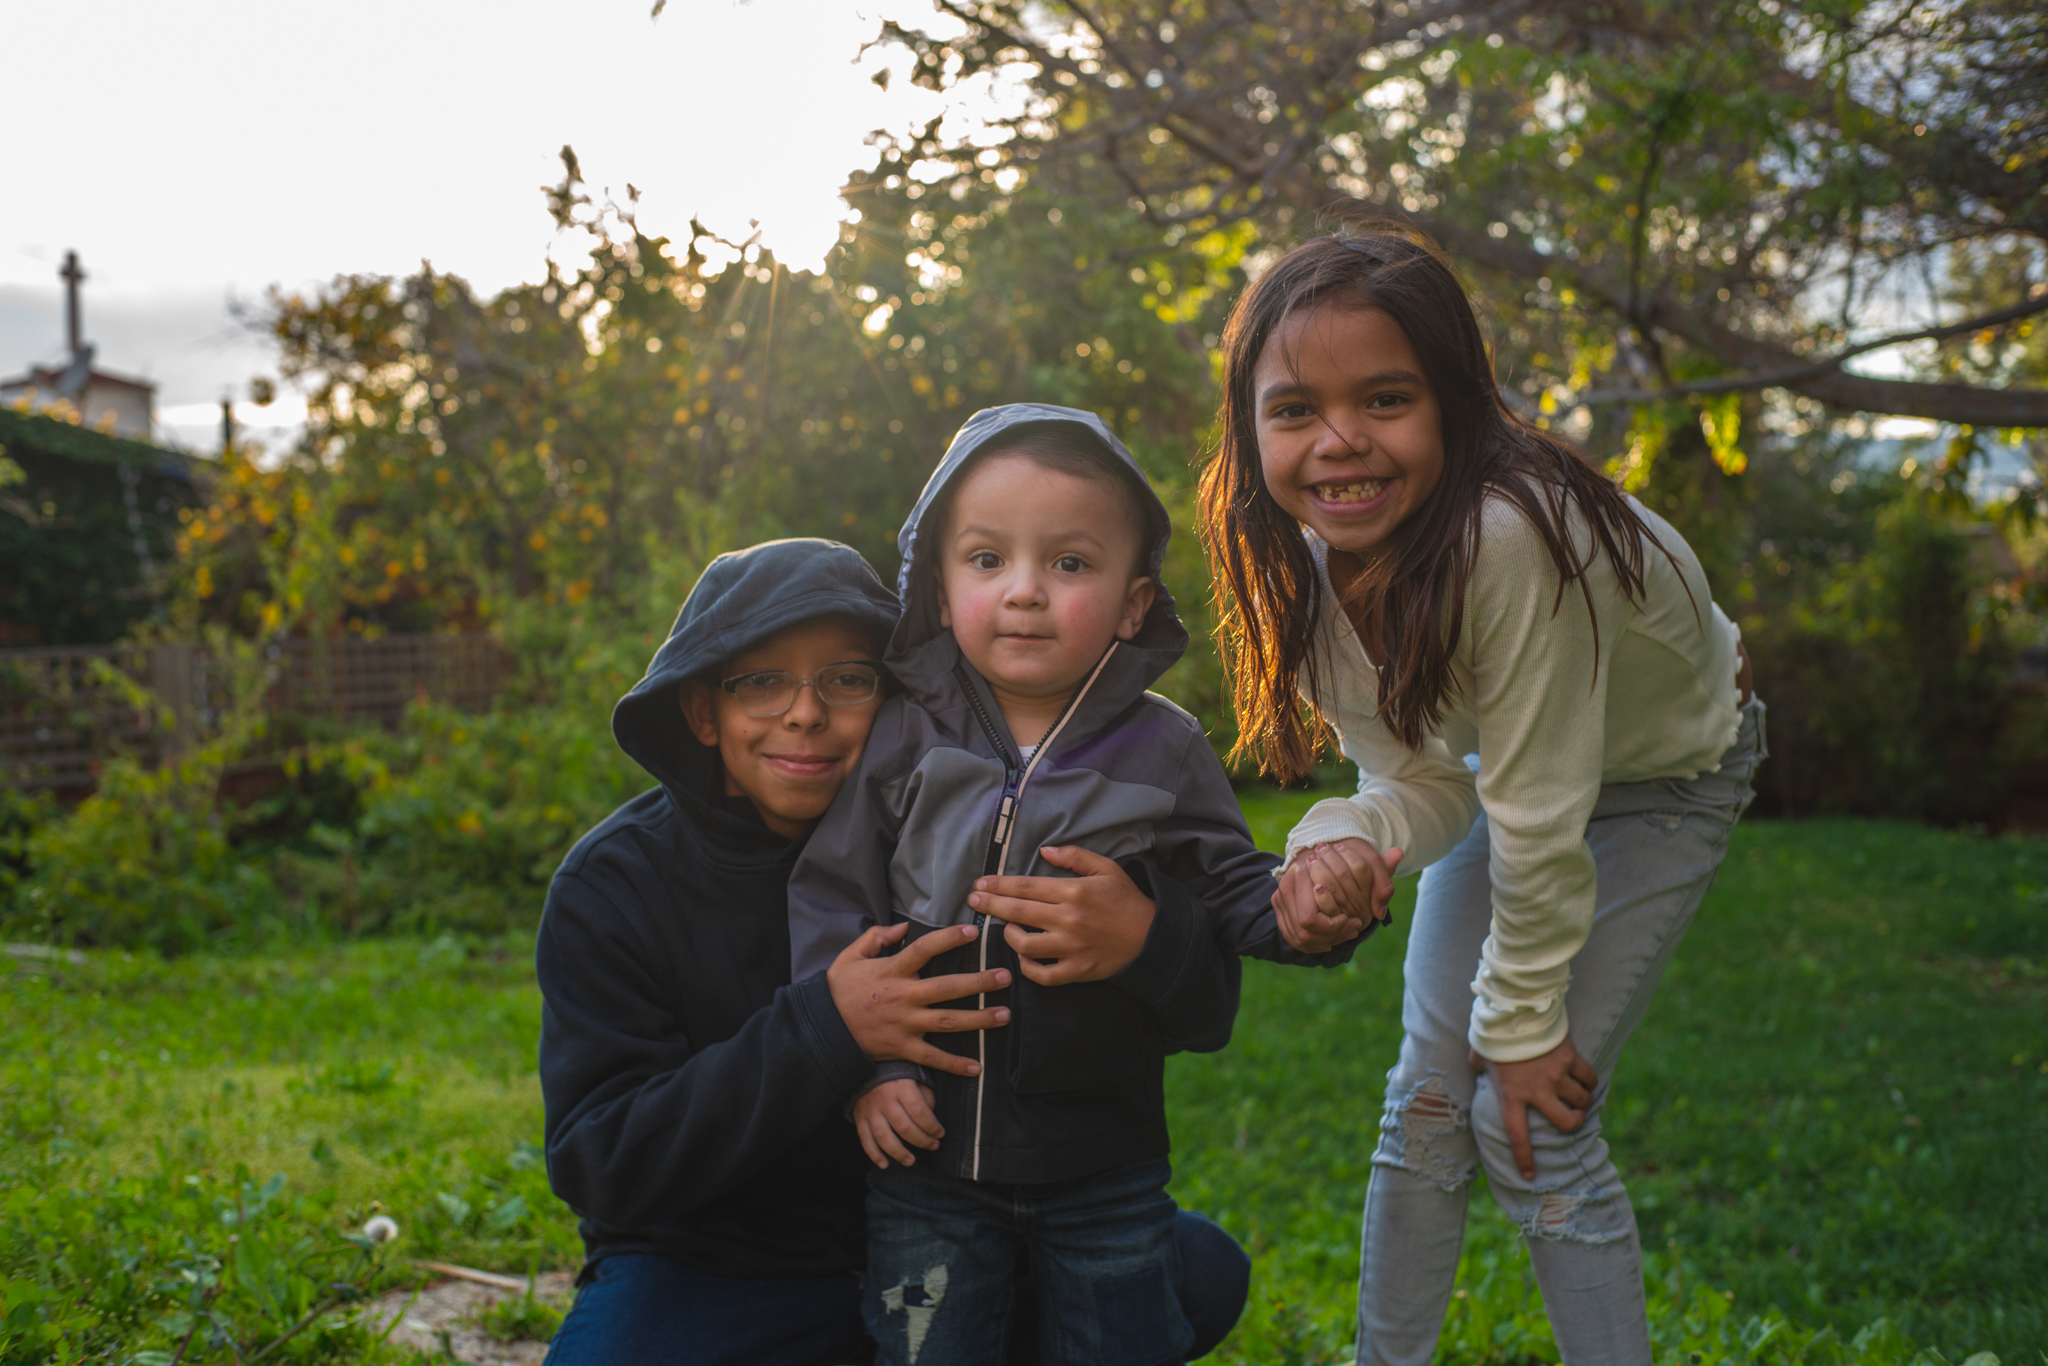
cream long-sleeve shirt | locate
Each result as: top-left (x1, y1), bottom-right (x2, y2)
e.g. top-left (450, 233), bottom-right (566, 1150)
top-left (1284, 492), bottom-right (1743, 1062)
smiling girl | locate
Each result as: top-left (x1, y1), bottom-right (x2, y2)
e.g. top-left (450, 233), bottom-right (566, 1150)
top-left (1200, 234), bottom-right (1764, 1365)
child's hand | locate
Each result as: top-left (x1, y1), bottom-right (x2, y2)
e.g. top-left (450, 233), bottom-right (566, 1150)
top-left (1305, 839), bottom-right (1404, 925)
top-left (974, 845), bottom-right (1156, 985)
top-left (827, 922), bottom-right (1012, 1074)
top-left (1273, 840), bottom-right (1403, 952)
top-left (854, 1079), bottom-right (943, 1169)
top-left (1468, 1040), bottom-right (1599, 1180)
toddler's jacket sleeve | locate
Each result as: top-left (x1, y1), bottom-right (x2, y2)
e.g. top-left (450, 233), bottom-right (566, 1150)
top-left (1156, 725), bottom-right (1362, 971)
top-left (1102, 859), bottom-right (1242, 1054)
top-left (538, 871), bottom-right (871, 1232)
top-left (787, 706), bottom-right (911, 982)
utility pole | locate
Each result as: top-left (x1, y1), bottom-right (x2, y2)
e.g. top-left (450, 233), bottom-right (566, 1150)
top-left (60, 251), bottom-right (86, 358)
top-left (220, 395), bottom-right (234, 456)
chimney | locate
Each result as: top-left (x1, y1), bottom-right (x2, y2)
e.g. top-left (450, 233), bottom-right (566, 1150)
top-left (60, 250), bottom-right (86, 359)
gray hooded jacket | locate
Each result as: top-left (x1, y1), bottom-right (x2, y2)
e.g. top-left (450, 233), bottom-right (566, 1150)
top-left (788, 404), bottom-right (1336, 1186)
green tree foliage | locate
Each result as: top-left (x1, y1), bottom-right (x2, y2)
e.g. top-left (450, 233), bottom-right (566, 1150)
top-left (879, 0), bottom-right (2047, 422)
top-left (176, 153), bottom-right (1237, 645)
top-left (14, 9), bottom-right (2048, 951)
top-left (7, 153), bottom-right (1263, 951)
top-left (874, 0), bottom-right (2048, 818)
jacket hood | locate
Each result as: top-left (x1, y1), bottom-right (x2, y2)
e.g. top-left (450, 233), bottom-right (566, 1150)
top-left (613, 538), bottom-right (900, 801)
top-left (889, 403), bottom-right (1187, 719)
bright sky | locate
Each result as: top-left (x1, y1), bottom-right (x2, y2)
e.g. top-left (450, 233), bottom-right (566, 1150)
top-left (0, 0), bottom-right (953, 452)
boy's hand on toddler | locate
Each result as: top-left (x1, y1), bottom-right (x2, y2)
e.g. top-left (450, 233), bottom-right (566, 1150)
top-left (970, 845), bottom-right (1155, 985)
top-left (828, 922), bottom-right (1012, 1076)
top-left (854, 1079), bottom-right (943, 1169)
top-left (1273, 841), bottom-right (1402, 953)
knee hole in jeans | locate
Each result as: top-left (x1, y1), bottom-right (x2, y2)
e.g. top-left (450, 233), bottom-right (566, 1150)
top-left (1517, 1189), bottom-right (1625, 1247)
top-left (1384, 1074), bottom-right (1474, 1190)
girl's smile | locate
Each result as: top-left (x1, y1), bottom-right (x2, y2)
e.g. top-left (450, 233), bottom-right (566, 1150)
top-left (1252, 305), bottom-right (1445, 553)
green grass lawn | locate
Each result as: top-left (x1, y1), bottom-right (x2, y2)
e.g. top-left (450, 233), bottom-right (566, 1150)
top-left (1196, 798), bottom-right (2048, 1364)
top-left (3, 814), bottom-right (2042, 1363)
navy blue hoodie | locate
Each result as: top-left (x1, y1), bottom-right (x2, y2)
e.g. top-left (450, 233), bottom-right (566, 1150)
top-left (537, 539), bottom-right (899, 1279)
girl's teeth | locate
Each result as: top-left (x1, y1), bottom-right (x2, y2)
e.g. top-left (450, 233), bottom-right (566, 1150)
top-left (1319, 480), bottom-right (1389, 503)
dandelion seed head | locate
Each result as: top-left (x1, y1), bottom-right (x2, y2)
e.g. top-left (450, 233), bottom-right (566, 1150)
top-left (363, 1215), bottom-right (399, 1244)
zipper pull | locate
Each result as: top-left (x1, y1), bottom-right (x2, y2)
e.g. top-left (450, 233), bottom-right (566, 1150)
top-left (992, 793), bottom-right (1016, 845)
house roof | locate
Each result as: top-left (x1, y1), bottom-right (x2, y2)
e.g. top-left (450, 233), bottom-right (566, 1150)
top-left (0, 403), bottom-right (196, 478)
top-left (0, 363), bottom-right (158, 395)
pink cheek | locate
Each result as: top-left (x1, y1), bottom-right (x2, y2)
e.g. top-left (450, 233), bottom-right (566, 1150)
top-left (951, 592), bottom-right (997, 637)
top-left (1053, 597), bottom-right (1104, 638)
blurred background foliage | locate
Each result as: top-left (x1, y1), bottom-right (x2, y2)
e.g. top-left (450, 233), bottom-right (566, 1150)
top-left (5, 0), bottom-right (2046, 954)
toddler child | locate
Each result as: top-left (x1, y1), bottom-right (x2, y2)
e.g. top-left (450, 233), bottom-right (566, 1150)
top-left (788, 403), bottom-right (1380, 1364)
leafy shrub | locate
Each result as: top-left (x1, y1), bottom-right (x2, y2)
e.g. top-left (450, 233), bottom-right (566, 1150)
top-left (3, 550), bottom-right (706, 950)
top-left (0, 788), bottom-right (49, 902)
top-left (14, 752), bottom-right (284, 952)
top-left (4, 638), bottom-right (292, 952)
top-left (1747, 480), bottom-right (2046, 825)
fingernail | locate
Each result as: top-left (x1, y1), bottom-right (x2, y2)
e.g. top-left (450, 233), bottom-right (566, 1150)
top-left (967, 893), bottom-right (981, 908)
top-left (994, 970), bottom-right (1011, 985)
top-left (966, 1063), bottom-right (980, 1075)
top-left (960, 925), bottom-right (976, 937)
top-left (994, 1008), bottom-right (1011, 1022)
top-left (974, 878), bottom-right (988, 890)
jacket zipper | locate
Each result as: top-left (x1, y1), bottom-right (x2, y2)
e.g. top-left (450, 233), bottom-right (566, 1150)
top-left (953, 644), bottom-right (1121, 1181)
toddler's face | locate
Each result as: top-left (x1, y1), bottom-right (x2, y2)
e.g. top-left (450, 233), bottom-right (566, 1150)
top-left (936, 453), bottom-right (1154, 710)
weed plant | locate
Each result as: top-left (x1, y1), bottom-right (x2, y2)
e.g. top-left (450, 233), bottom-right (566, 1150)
top-left (470, 1285), bottom-right (564, 1345)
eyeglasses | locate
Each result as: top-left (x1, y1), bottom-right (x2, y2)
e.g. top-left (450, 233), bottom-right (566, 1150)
top-left (719, 661), bottom-right (885, 717)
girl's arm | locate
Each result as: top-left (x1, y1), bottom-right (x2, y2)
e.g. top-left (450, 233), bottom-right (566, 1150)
top-left (1461, 499), bottom-right (1622, 1063)
top-left (1279, 627), bottom-right (1482, 881)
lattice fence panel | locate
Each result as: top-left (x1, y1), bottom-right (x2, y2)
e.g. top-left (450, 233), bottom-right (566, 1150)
top-left (0, 634), bottom-right (511, 790)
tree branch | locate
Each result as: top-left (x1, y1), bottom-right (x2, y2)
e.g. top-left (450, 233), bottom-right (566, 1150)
top-left (1380, 209), bottom-right (2048, 425)
top-left (1575, 293), bottom-right (2048, 408)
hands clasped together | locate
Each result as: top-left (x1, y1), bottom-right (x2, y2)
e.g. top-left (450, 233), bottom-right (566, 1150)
top-left (828, 837), bottom-right (1598, 1172)
top-left (832, 842), bottom-right (1403, 1168)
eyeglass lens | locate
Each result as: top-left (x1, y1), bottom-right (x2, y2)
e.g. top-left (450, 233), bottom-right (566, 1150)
top-left (730, 664), bottom-right (880, 716)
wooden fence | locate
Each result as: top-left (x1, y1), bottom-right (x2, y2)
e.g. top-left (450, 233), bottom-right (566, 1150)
top-left (0, 633), bottom-right (510, 791)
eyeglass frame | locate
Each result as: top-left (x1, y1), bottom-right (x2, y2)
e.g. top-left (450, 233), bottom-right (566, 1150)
top-left (717, 660), bottom-right (887, 717)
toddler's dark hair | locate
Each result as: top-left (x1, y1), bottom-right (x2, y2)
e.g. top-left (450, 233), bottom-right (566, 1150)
top-left (935, 423), bottom-right (1163, 578)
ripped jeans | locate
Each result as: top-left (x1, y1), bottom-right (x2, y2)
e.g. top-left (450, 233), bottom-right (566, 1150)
top-left (865, 1157), bottom-right (1193, 1366)
top-left (1357, 701), bottom-right (1765, 1366)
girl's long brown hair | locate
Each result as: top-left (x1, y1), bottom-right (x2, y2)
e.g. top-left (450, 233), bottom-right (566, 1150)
top-left (1199, 232), bottom-right (1677, 779)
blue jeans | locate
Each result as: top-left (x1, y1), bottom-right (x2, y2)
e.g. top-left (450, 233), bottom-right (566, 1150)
top-left (865, 1158), bottom-right (1200, 1366)
top-left (1356, 701), bottom-right (1766, 1366)
top-left (543, 1206), bottom-right (1248, 1366)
